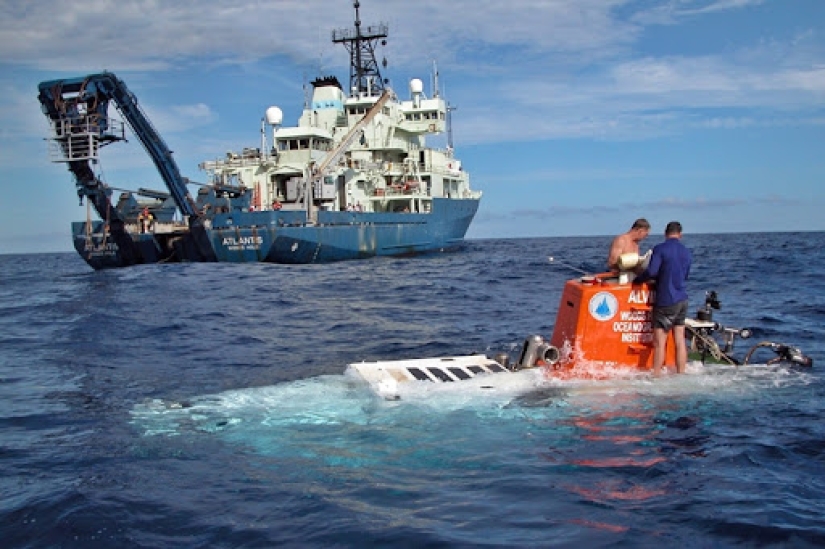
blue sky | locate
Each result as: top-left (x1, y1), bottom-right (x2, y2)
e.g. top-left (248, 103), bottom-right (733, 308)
top-left (1, 0), bottom-right (823, 253)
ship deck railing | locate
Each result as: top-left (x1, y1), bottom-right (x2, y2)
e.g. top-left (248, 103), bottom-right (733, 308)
top-left (125, 221), bottom-right (188, 235)
top-left (46, 117), bottom-right (125, 162)
top-left (374, 186), bottom-right (427, 197)
top-left (199, 153), bottom-right (277, 171)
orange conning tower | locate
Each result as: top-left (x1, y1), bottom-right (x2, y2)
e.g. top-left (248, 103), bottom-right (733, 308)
top-left (549, 274), bottom-right (676, 370)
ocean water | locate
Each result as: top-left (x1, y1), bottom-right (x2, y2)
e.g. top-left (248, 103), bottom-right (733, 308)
top-left (1, 232), bottom-right (824, 548)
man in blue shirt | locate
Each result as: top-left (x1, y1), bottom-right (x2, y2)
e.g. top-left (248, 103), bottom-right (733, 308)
top-left (636, 221), bottom-right (692, 375)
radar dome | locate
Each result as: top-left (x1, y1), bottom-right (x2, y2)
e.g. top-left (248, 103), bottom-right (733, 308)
top-left (265, 106), bottom-right (283, 126)
top-left (409, 78), bottom-right (424, 94)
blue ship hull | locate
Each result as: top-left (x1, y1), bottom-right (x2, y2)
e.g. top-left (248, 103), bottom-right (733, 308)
top-left (71, 197), bottom-right (479, 269)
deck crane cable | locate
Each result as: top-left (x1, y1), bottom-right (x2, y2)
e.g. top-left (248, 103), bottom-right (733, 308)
top-left (51, 83), bottom-right (64, 116)
top-left (94, 159), bottom-right (111, 249)
top-left (102, 190), bottom-right (110, 249)
top-left (85, 197), bottom-right (92, 250)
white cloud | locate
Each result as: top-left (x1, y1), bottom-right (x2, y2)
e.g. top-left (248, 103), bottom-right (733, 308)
top-left (0, 1), bottom-right (640, 72)
top-left (630, 0), bottom-right (766, 25)
top-left (1, 1), bottom-right (823, 146)
top-left (676, 0), bottom-right (767, 16)
top-left (145, 102), bottom-right (218, 133)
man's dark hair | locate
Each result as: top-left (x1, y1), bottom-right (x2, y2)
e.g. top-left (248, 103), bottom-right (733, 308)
top-left (665, 221), bottom-right (682, 235)
top-left (631, 218), bottom-right (650, 230)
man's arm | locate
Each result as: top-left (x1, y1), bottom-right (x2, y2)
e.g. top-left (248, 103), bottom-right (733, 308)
top-left (607, 236), bottom-right (624, 269)
top-left (635, 246), bottom-right (661, 283)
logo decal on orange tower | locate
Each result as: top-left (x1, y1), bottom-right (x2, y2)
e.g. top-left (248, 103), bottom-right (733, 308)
top-left (588, 291), bottom-right (619, 321)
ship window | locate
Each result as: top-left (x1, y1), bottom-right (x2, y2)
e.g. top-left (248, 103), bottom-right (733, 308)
top-left (486, 363), bottom-right (506, 373)
top-left (428, 368), bottom-right (453, 382)
top-left (299, 139), bottom-right (309, 149)
top-left (468, 366), bottom-right (485, 375)
top-left (407, 367), bottom-right (432, 381)
top-left (448, 367), bottom-right (471, 380)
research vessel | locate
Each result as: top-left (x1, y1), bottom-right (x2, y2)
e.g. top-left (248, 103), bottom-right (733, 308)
top-left (37, 1), bottom-right (480, 269)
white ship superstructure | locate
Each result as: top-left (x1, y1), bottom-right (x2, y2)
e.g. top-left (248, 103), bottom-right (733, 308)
top-left (199, 74), bottom-right (479, 217)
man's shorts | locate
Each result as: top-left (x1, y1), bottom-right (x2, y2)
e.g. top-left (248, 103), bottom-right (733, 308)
top-left (652, 300), bottom-right (688, 331)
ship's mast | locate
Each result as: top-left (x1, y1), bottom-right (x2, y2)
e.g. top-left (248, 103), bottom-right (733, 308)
top-left (332, 1), bottom-right (388, 96)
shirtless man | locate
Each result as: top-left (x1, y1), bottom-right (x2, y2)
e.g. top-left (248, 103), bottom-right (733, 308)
top-left (607, 218), bottom-right (650, 271)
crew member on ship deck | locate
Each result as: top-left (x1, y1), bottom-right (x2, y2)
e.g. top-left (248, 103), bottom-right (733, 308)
top-left (608, 218), bottom-right (651, 271)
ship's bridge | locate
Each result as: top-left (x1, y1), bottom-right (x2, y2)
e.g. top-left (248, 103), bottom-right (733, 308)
top-left (275, 127), bottom-right (334, 153)
top-left (344, 94), bottom-right (387, 117)
top-left (399, 97), bottom-right (446, 134)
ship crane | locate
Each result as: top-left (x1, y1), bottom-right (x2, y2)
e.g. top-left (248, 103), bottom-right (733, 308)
top-left (38, 72), bottom-right (214, 264)
top-left (38, 72), bottom-right (198, 218)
